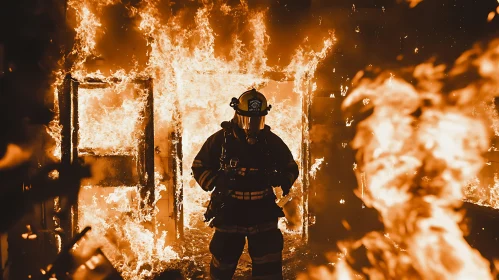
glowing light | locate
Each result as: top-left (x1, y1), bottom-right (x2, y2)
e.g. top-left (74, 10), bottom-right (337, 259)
top-left (488, 11), bottom-right (496, 22)
top-left (48, 170), bottom-right (59, 180)
top-left (309, 157), bottom-right (325, 179)
top-left (341, 85), bottom-right (348, 96)
top-left (407, 0), bottom-right (423, 8)
top-left (346, 118), bottom-right (354, 127)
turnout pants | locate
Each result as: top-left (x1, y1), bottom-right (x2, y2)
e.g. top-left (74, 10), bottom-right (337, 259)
top-left (209, 223), bottom-right (284, 280)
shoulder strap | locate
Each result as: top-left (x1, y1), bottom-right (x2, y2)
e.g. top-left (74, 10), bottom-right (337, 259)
top-left (219, 122), bottom-right (235, 170)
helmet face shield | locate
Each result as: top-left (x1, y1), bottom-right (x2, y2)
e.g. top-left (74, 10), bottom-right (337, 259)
top-left (235, 114), bottom-right (265, 144)
top-left (235, 114), bottom-right (265, 132)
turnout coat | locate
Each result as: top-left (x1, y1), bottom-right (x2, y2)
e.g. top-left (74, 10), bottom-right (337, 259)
top-left (191, 121), bottom-right (299, 226)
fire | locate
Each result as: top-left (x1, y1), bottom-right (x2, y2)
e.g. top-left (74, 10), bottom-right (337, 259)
top-left (72, 6), bottom-right (101, 61)
top-left (78, 84), bottom-right (148, 155)
top-left (48, 0), bottom-right (334, 278)
top-left (299, 40), bottom-right (499, 279)
top-left (309, 157), bottom-right (325, 180)
top-left (406, 0), bottom-right (424, 8)
top-left (46, 86), bottom-right (62, 159)
top-left (78, 184), bottom-right (179, 279)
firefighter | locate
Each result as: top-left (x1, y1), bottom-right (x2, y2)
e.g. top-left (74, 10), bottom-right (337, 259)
top-left (191, 89), bottom-right (299, 280)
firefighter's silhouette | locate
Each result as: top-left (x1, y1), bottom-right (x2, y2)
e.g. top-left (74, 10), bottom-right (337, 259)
top-left (192, 89), bottom-right (299, 280)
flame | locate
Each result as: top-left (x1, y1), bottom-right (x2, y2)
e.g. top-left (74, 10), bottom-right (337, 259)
top-left (313, 40), bottom-right (499, 279)
top-left (285, 33), bottom-right (335, 96)
top-left (78, 84), bottom-right (148, 155)
top-left (248, 11), bottom-right (270, 74)
top-left (407, 0), bottom-right (423, 8)
top-left (309, 157), bottom-right (325, 179)
top-left (46, 85), bottom-right (62, 159)
top-left (71, 6), bottom-right (101, 61)
top-left (48, 1), bottom-right (334, 278)
top-left (78, 183), bottom-right (178, 279)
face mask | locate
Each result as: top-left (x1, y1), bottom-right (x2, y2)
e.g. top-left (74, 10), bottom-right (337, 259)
top-left (235, 114), bottom-right (265, 145)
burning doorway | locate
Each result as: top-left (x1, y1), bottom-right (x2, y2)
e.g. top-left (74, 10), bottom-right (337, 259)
top-left (179, 75), bottom-right (312, 238)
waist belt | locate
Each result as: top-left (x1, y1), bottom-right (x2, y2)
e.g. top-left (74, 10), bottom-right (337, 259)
top-left (215, 221), bottom-right (278, 235)
top-left (230, 189), bottom-right (271, 200)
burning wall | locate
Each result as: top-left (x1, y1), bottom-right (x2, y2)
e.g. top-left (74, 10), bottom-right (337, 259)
top-left (47, 0), bottom-right (334, 278)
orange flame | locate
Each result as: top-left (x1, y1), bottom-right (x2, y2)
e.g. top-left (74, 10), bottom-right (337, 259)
top-left (309, 157), bottom-right (325, 180)
top-left (407, 0), bottom-right (424, 8)
top-left (315, 40), bottom-right (499, 279)
top-left (78, 84), bottom-right (148, 155)
top-left (78, 182), bottom-right (178, 279)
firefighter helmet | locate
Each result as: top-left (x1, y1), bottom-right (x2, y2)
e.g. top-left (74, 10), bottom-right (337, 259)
top-left (230, 89), bottom-right (272, 144)
top-left (230, 88), bottom-right (272, 117)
